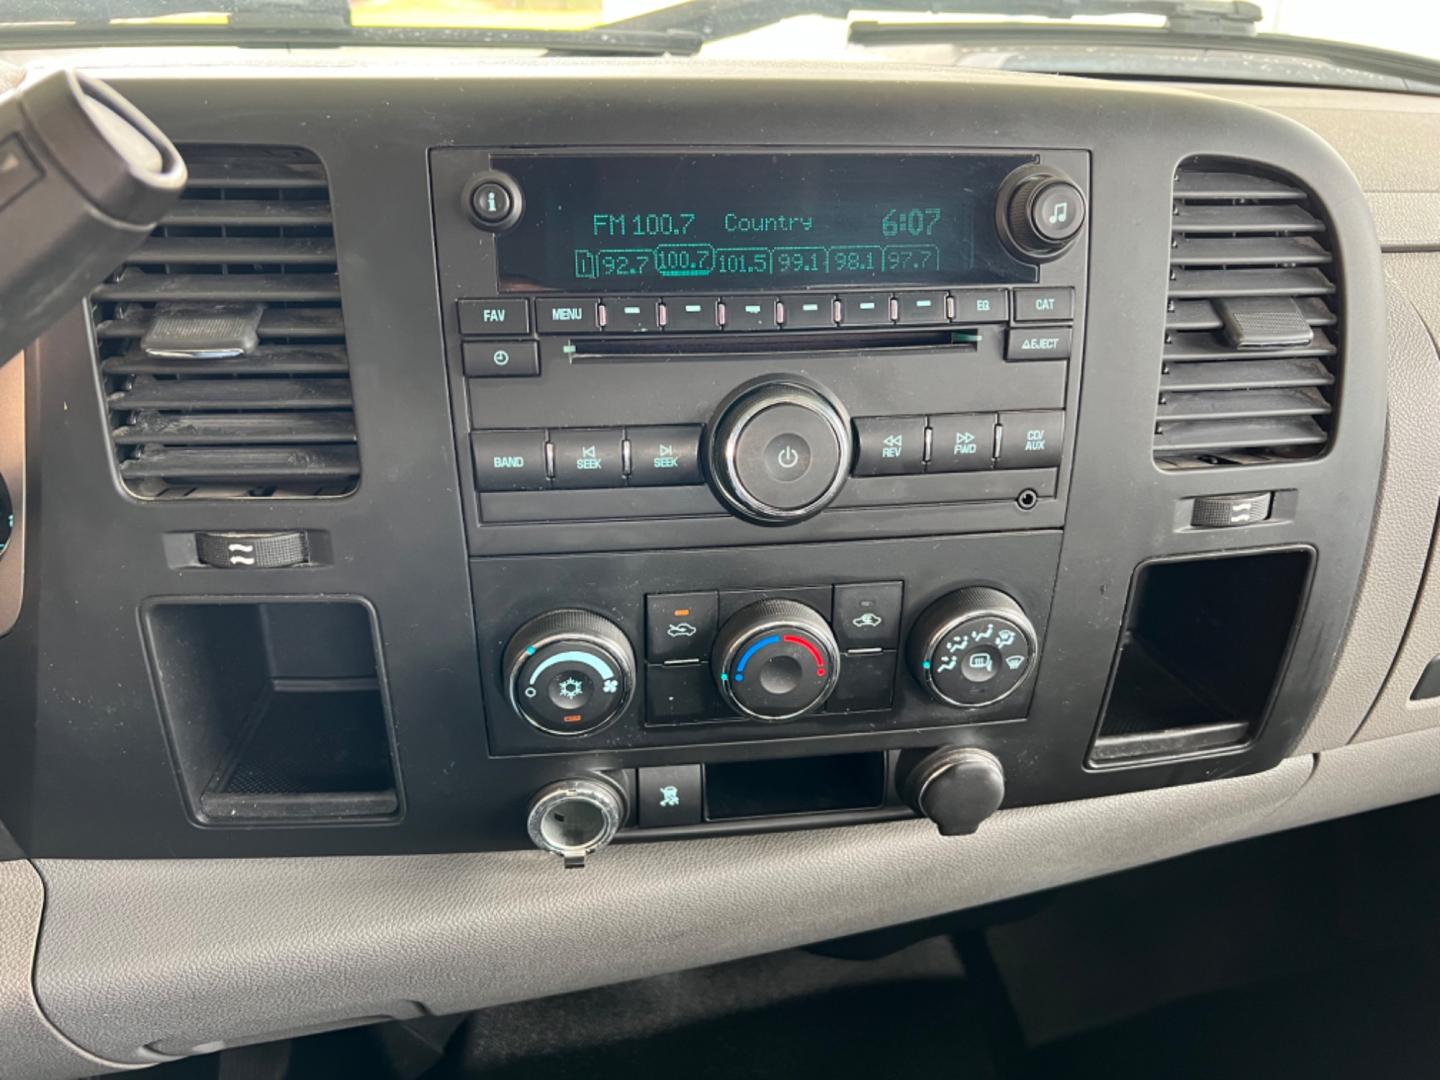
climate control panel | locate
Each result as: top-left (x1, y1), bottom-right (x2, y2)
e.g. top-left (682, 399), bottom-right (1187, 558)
top-left (482, 531), bottom-right (1058, 756)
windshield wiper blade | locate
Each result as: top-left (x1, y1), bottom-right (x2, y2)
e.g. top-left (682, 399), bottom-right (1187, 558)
top-left (0, 0), bottom-right (704, 55)
top-left (605, 0), bottom-right (1262, 41)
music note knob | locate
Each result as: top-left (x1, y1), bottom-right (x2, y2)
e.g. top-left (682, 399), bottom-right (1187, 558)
top-left (998, 166), bottom-right (1086, 261)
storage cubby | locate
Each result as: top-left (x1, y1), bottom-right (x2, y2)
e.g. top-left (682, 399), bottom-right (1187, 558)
top-left (144, 599), bottom-right (399, 822)
top-left (1091, 549), bottom-right (1312, 764)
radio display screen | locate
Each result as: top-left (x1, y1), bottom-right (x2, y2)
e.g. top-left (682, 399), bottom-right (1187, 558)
top-left (493, 153), bottom-right (1041, 293)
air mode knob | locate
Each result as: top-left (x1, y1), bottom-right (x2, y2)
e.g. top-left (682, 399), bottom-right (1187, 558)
top-left (998, 166), bottom-right (1086, 261)
top-left (908, 587), bottom-right (1038, 708)
top-left (712, 599), bottom-right (842, 721)
top-left (504, 610), bottom-right (637, 736)
top-left (706, 378), bottom-right (852, 525)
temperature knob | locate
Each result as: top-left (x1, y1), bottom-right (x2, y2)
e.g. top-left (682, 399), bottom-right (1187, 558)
top-left (908, 588), bottom-right (1037, 708)
top-left (504, 610), bottom-right (637, 736)
top-left (712, 599), bottom-right (841, 721)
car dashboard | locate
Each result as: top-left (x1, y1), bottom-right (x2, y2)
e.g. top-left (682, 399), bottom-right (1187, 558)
top-left (2, 55), bottom-right (1440, 1077)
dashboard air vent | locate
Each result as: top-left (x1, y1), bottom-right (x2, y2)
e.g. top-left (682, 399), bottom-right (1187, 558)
top-left (1155, 160), bottom-right (1338, 469)
top-left (91, 146), bottom-right (358, 498)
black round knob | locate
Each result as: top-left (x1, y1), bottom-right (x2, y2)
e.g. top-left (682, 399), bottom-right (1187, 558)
top-left (712, 599), bottom-right (841, 721)
top-left (706, 378), bottom-right (852, 525)
top-left (504, 610), bottom-right (636, 736)
top-left (908, 587), bottom-right (1038, 708)
top-left (900, 747), bottom-right (1005, 836)
top-left (464, 171), bottom-right (523, 231)
top-left (998, 167), bottom-right (1086, 260)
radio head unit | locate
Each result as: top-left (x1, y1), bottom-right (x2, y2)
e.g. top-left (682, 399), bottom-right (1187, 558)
top-left (486, 152), bottom-right (1057, 294)
top-left (432, 145), bottom-right (1088, 554)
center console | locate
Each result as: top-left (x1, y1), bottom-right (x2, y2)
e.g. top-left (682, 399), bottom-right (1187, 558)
top-left (0, 72), bottom-right (1387, 863)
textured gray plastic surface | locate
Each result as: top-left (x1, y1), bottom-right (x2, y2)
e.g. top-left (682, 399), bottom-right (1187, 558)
top-left (1299, 280), bottom-right (1440, 751)
top-left (33, 757), bottom-right (1310, 1065)
top-left (0, 861), bottom-right (134, 1079)
top-left (1352, 253), bottom-right (1440, 742)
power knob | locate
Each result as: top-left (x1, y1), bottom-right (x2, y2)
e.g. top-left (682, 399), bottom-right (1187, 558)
top-left (997, 166), bottom-right (1086, 261)
top-left (908, 587), bottom-right (1038, 708)
top-left (504, 610), bottom-right (637, 736)
top-left (706, 377), bottom-right (852, 525)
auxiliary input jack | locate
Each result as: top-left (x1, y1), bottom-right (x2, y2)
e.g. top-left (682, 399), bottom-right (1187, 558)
top-left (1016, 488), bottom-right (1039, 511)
top-left (526, 775), bottom-right (629, 868)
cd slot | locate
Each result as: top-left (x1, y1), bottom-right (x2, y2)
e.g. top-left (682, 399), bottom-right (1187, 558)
top-left (570, 328), bottom-right (978, 360)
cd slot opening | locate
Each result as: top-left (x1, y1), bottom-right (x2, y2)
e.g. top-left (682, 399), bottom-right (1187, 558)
top-left (570, 328), bottom-right (979, 359)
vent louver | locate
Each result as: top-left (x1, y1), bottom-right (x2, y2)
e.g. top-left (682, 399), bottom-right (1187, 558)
top-left (1156, 160), bottom-right (1339, 469)
top-left (91, 146), bottom-right (358, 498)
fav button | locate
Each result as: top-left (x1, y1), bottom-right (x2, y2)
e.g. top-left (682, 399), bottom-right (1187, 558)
top-left (627, 425), bottom-right (703, 486)
top-left (551, 428), bottom-right (625, 488)
top-left (471, 430), bottom-right (548, 492)
top-left (647, 591), bottom-right (719, 662)
top-left (852, 416), bottom-right (926, 476)
top-left (637, 764), bottom-right (703, 827)
top-left (457, 298), bottom-right (529, 336)
top-left (997, 411), bottom-right (1064, 469)
top-left (463, 339), bottom-right (539, 377)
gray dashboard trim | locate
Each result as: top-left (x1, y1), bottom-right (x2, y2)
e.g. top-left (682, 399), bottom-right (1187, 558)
top-left (0, 860), bottom-right (136, 1080)
top-left (1299, 279), bottom-right (1440, 752)
top-left (32, 757), bottom-right (1310, 1065)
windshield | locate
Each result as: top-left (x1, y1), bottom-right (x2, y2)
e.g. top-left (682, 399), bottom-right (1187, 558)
top-left (1, 0), bottom-right (1438, 79)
